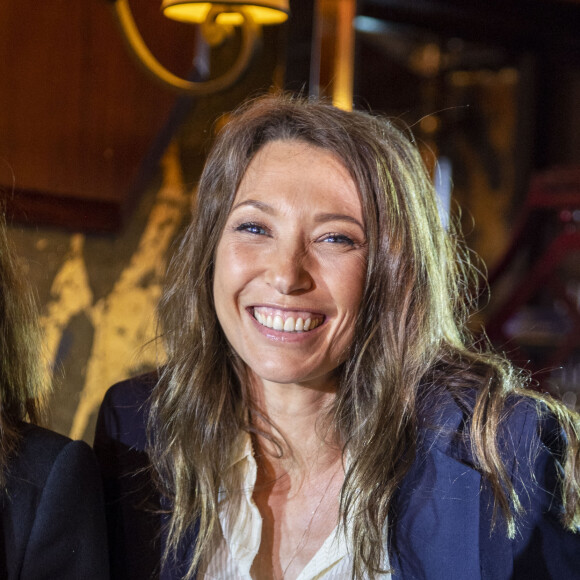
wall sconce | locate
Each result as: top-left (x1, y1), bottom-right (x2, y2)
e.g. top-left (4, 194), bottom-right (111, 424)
top-left (108, 0), bottom-right (289, 95)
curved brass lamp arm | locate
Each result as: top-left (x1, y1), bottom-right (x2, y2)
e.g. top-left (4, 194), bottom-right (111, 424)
top-left (111, 0), bottom-right (259, 95)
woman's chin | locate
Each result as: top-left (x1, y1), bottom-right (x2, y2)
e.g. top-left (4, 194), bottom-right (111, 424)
top-left (246, 362), bottom-right (338, 392)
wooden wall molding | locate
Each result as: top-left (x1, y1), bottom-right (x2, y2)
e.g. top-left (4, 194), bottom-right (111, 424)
top-left (0, 0), bottom-right (197, 231)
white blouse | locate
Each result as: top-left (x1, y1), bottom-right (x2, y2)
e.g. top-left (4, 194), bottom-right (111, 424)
top-left (198, 433), bottom-right (371, 579)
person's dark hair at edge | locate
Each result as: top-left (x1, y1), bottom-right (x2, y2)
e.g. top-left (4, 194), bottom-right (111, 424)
top-left (0, 210), bottom-right (48, 488)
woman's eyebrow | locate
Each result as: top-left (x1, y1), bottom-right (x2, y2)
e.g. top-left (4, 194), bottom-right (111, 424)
top-left (230, 201), bottom-right (364, 232)
top-left (231, 199), bottom-right (274, 214)
top-left (314, 213), bottom-right (364, 231)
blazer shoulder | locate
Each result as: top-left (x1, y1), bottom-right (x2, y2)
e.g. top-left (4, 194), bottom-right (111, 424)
top-left (102, 370), bottom-right (159, 410)
top-left (417, 387), bottom-right (563, 468)
top-left (19, 422), bottom-right (71, 450)
top-left (95, 371), bottom-right (159, 452)
top-left (10, 424), bottom-right (84, 487)
top-left (7, 423), bottom-right (102, 499)
top-left (397, 390), bottom-right (579, 579)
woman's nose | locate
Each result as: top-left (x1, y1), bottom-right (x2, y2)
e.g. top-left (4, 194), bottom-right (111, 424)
top-left (265, 242), bottom-right (313, 295)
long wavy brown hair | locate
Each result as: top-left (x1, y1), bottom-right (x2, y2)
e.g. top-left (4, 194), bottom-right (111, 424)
top-left (0, 210), bottom-right (48, 487)
top-left (151, 94), bottom-right (580, 578)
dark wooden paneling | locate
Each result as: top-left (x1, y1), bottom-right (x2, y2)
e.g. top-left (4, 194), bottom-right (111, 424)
top-left (359, 0), bottom-right (580, 57)
top-left (0, 0), bottom-right (198, 231)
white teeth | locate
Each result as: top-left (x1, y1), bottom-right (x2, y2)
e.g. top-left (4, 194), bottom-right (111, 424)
top-left (253, 309), bottom-right (321, 333)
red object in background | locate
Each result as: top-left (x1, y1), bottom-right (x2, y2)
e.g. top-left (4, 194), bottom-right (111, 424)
top-left (484, 167), bottom-right (580, 397)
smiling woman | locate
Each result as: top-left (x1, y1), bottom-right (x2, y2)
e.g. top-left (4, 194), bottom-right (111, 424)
top-left (95, 94), bottom-right (580, 580)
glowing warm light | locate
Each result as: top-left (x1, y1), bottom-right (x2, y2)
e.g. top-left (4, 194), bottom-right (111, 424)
top-left (161, 1), bottom-right (289, 25)
top-left (111, 0), bottom-right (288, 94)
top-left (332, 0), bottom-right (355, 111)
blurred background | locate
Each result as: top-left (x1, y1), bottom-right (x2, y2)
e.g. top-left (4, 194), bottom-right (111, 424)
top-left (1, 0), bottom-right (579, 442)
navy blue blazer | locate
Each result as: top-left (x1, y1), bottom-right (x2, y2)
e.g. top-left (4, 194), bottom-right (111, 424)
top-left (94, 373), bottom-right (580, 579)
top-left (1, 422), bottom-right (109, 579)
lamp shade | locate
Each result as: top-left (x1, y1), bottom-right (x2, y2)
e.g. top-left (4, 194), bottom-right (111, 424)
top-left (161, 1), bottom-right (289, 26)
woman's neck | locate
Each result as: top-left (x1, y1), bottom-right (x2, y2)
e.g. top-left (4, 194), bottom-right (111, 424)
top-left (248, 375), bottom-right (343, 487)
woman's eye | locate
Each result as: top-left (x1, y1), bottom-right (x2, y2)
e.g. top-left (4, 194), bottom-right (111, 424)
top-left (235, 222), bottom-right (268, 236)
top-left (321, 233), bottom-right (355, 246)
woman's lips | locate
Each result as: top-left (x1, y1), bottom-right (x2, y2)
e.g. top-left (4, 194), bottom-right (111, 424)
top-left (252, 306), bottom-right (324, 333)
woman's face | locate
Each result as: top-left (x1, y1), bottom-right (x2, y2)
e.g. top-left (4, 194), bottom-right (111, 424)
top-left (213, 140), bottom-right (367, 390)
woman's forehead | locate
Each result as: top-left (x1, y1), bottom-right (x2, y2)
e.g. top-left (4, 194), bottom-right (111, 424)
top-left (232, 140), bottom-right (363, 217)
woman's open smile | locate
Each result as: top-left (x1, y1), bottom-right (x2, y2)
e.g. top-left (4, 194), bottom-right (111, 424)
top-left (251, 306), bottom-right (324, 333)
top-left (213, 140), bottom-right (368, 388)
